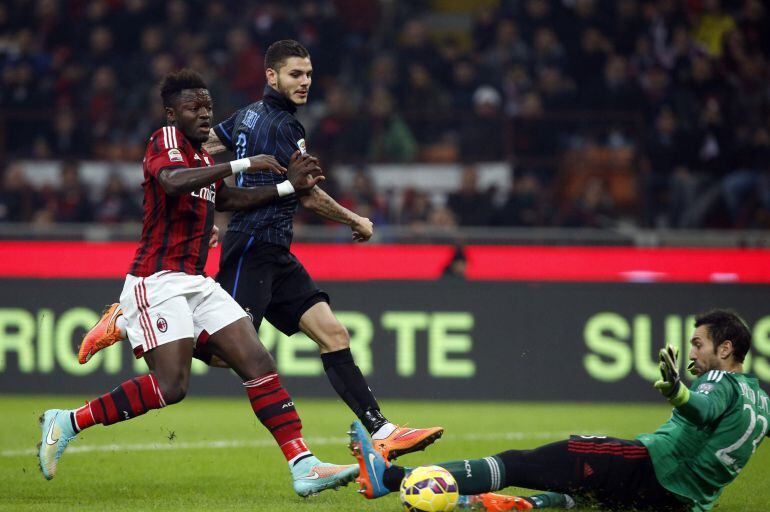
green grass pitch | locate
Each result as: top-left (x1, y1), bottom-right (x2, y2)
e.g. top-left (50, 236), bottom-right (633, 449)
top-left (1, 395), bottom-right (768, 511)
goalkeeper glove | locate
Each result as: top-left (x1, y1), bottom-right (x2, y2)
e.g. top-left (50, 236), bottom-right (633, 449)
top-left (653, 345), bottom-right (690, 407)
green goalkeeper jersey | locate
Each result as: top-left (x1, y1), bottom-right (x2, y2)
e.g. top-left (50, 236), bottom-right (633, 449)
top-left (638, 371), bottom-right (770, 511)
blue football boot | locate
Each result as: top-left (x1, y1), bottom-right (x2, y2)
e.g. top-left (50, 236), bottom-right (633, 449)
top-left (38, 409), bottom-right (78, 480)
top-left (291, 454), bottom-right (359, 497)
top-left (348, 420), bottom-right (391, 499)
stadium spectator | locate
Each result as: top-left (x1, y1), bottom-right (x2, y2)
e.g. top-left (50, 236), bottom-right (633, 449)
top-left (346, 168), bottom-right (388, 226)
top-left (309, 82), bottom-right (366, 165)
top-left (641, 107), bottom-right (695, 227)
top-left (1, 0), bottom-right (769, 229)
top-left (738, 0), bottom-right (770, 57)
top-left (44, 107), bottom-right (91, 158)
top-left (222, 27), bottom-right (265, 105)
top-left (722, 126), bottom-right (770, 227)
top-left (495, 173), bottom-right (543, 227)
top-left (581, 54), bottom-right (642, 111)
top-left (611, 0), bottom-right (645, 56)
top-left (0, 162), bottom-right (36, 222)
top-left (449, 59), bottom-right (480, 112)
top-left (51, 160), bottom-right (94, 223)
top-left (397, 188), bottom-right (433, 226)
top-left (94, 173), bottom-right (142, 224)
top-left (692, 0), bottom-right (737, 57)
top-left (517, 0), bottom-right (557, 43)
top-left (366, 86), bottom-right (417, 163)
top-left (556, 176), bottom-right (615, 228)
top-left (446, 165), bottom-right (495, 226)
top-left (531, 27), bottom-right (568, 75)
top-left (459, 86), bottom-right (505, 162)
top-left (481, 19), bottom-right (530, 77)
top-left (396, 20), bottom-right (441, 78)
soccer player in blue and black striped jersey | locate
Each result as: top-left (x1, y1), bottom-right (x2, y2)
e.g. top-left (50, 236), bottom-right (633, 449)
top-left (80, 40), bottom-right (443, 464)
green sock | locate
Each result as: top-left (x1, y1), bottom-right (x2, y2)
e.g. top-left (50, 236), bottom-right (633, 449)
top-left (527, 492), bottom-right (576, 509)
top-left (435, 456), bottom-right (506, 495)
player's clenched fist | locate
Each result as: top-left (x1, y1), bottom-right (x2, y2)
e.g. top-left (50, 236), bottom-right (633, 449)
top-left (287, 150), bottom-right (325, 192)
top-left (351, 216), bottom-right (373, 242)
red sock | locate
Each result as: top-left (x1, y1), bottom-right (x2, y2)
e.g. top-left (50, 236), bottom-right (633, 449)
top-left (74, 374), bottom-right (165, 430)
top-left (244, 372), bottom-right (310, 462)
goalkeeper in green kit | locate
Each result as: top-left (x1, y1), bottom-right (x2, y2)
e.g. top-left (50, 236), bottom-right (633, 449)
top-left (350, 309), bottom-right (769, 511)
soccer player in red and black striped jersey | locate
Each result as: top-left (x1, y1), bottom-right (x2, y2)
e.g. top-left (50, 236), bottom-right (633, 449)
top-left (80, 40), bottom-right (444, 463)
top-left (37, 70), bottom-right (360, 496)
top-left (128, 122), bottom-right (219, 277)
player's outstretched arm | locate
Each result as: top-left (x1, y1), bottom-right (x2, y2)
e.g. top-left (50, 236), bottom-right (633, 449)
top-left (216, 152), bottom-right (323, 211)
top-left (202, 129), bottom-right (228, 155)
top-left (654, 345), bottom-right (730, 425)
top-left (299, 184), bottom-right (374, 242)
top-left (160, 155), bottom-right (286, 196)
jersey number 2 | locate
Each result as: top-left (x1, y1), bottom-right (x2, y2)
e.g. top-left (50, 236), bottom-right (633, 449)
top-left (234, 133), bottom-right (248, 186)
top-left (715, 404), bottom-right (769, 473)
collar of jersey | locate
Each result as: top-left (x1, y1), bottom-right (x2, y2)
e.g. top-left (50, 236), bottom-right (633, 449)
top-left (263, 85), bottom-right (297, 114)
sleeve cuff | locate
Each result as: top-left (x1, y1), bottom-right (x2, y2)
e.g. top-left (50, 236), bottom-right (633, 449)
top-left (670, 385), bottom-right (690, 407)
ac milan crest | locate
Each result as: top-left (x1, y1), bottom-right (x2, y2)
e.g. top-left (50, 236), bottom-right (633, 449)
top-left (156, 317), bottom-right (168, 332)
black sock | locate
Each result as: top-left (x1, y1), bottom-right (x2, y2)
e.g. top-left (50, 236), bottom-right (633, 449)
top-left (321, 348), bottom-right (386, 432)
top-left (383, 465), bottom-right (407, 492)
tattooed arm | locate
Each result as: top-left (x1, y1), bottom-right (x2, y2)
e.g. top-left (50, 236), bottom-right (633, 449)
top-left (299, 186), bottom-right (373, 242)
top-left (203, 129), bottom-right (228, 155)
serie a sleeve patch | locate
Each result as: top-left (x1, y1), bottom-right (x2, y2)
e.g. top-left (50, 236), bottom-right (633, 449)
top-left (168, 148), bottom-right (184, 162)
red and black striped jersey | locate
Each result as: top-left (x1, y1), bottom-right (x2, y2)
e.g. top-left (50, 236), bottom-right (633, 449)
top-left (129, 126), bottom-right (221, 277)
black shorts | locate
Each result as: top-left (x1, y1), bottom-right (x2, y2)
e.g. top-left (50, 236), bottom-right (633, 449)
top-left (565, 436), bottom-right (687, 511)
top-left (216, 232), bottom-right (329, 335)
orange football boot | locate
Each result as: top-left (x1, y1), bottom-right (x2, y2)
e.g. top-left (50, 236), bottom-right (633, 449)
top-left (374, 425), bottom-right (444, 460)
top-left (78, 303), bottom-right (124, 363)
top-left (459, 493), bottom-right (534, 511)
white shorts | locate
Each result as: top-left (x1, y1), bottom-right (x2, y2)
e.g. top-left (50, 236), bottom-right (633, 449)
top-left (120, 271), bottom-right (248, 358)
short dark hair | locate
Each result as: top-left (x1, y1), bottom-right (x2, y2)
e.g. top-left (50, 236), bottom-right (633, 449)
top-left (694, 309), bottom-right (751, 363)
top-left (265, 39), bottom-right (309, 70)
top-left (160, 69), bottom-right (208, 107)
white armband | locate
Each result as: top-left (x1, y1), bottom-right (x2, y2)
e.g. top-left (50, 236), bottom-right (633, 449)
top-left (276, 180), bottom-right (295, 197)
top-left (229, 158), bottom-right (250, 174)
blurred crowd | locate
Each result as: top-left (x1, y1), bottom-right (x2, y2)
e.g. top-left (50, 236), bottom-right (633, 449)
top-left (1, 0), bottom-right (770, 229)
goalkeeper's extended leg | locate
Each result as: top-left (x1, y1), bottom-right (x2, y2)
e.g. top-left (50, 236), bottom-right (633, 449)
top-left (490, 437), bottom-right (683, 510)
top-left (377, 436), bottom-right (682, 510)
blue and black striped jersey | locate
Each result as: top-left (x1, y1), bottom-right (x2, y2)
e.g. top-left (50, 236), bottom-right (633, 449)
top-left (213, 86), bottom-right (306, 248)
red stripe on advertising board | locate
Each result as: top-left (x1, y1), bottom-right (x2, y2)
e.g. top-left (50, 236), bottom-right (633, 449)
top-left (463, 246), bottom-right (770, 283)
top-left (0, 242), bottom-right (456, 280)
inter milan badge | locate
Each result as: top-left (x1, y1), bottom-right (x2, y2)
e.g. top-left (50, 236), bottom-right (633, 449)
top-left (156, 317), bottom-right (168, 333)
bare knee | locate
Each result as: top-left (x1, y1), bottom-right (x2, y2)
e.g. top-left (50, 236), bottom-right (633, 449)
top-left (250, 347), bottom-right (277, 376)
top-left (212, 333), bottom-right (277, 380)
top-left (157, 375), bottom-right (189, 405)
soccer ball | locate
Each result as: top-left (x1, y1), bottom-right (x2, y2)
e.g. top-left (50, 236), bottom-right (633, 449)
top-left (400, 465), bottom-right (459, 512)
